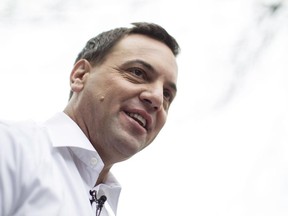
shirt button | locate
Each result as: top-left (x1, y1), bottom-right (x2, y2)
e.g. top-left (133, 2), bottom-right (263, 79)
top-left (90, 157), bottom-right (98, 166)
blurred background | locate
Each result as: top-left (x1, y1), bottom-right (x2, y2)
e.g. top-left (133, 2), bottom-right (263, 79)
top-left (1, 0), bottom-right (288, 215)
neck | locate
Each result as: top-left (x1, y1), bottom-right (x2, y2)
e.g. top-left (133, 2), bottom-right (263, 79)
top-left (95, 165), bottom-right (112, 186)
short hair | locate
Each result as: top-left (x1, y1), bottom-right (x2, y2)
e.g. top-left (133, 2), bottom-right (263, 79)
top-left (69, 22), bottom-right (180, 99)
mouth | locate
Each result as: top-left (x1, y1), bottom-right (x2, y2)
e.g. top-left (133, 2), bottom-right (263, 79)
top-left (125, 111), bottom-right (147, 130)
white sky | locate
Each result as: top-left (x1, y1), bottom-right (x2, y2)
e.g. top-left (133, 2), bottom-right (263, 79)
top-left (1, 0), bottom-right (288, 215)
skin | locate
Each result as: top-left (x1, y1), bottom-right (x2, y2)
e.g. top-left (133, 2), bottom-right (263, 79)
top-left (64, 34), bottom-right (178, 184)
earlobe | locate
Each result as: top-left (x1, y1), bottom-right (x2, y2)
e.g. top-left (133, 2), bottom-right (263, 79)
top-left (70, 59), bottom-right (91, 93)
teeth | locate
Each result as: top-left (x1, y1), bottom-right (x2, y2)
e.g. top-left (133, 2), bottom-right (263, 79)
top-left (127, 112), bottom-right (147, 128)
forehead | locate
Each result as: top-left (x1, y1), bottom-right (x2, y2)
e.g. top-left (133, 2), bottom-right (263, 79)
top-left (113, 34), bottom-right (175, 59)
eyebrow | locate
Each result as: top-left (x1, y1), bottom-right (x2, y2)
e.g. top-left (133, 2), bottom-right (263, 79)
top-left (122, 59), bottom-right (177, 93)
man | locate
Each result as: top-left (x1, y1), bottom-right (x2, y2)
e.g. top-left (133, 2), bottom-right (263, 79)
top-left (0, 22), bottom-right (180, 216)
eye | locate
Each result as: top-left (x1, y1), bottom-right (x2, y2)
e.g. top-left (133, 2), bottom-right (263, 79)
top-left (128, 67), bottom-right (147, 79)
top-left (163, 89), bottom-right (173, 102)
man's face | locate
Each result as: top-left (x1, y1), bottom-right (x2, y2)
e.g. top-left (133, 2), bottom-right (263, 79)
top-left (71, 34), bottom-right (178, 163)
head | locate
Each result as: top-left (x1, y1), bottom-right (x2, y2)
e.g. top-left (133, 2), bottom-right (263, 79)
top-left (69, 22), bottom-right (179, 99)
top-left (65, 22), bottom-right (180, 165)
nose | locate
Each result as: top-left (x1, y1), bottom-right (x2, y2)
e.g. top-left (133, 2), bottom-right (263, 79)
top-left (140, 86), bottom-right (163, 111)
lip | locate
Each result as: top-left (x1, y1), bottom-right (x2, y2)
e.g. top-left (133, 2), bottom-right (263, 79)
top-left (124, 108), bottom-right (152, 131)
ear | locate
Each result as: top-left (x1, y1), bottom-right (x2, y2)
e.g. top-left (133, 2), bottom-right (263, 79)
top-left (70, 59), bottom-right (92, 93)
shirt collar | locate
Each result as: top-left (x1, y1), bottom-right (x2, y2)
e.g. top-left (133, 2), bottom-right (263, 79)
top-left (44, 112), bottom-right (95, 151)
top-left (44, 112), bottom-right (122, 213)
top-left (44, 112), bottom-right (105, 184)
top-left (96, 172), bottom-right (122, 215)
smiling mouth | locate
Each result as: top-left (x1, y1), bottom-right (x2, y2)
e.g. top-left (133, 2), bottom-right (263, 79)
top-left (125, 112), bottom-right (147, 129)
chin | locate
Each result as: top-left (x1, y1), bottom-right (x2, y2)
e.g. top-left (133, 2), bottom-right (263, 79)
top-left (117, 140), bottom-right (144, 159)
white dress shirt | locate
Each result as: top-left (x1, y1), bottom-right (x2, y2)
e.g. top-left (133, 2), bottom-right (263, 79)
top-left (0, 112), bottom-right (121, 216)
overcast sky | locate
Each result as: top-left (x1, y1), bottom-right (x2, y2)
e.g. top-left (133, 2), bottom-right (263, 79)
top-left (1, 0), bottom-right (288, 215)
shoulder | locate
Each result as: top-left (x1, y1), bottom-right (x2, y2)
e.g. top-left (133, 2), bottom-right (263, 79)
top-left (0, 119), bottom-right (51, 214)
top-left (0, 119), bottom-right (52, 170)
top-left (0, 119), bottom-right (48, 149)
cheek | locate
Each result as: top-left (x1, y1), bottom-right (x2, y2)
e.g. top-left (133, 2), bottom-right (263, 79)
top-left (145, 113), bottom-right (167, 147)
top-left (155, 112), bottom-right (167, 131)
top-left (100, 76), bottom-right (125, 95)
top-left (86, 77), bottom-right (115, 100)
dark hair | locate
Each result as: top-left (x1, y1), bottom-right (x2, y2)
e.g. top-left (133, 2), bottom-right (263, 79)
top-left (70, 22), bottom-right (180, 99)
